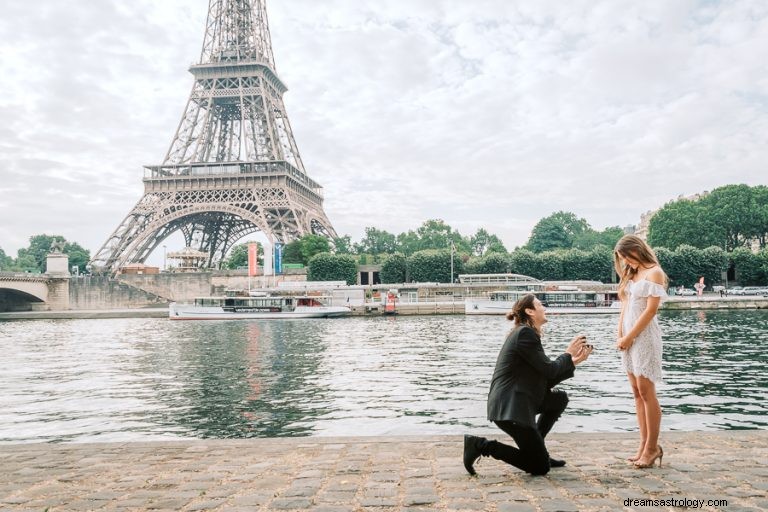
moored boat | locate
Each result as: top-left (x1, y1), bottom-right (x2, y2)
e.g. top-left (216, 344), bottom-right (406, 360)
top-left (169, 295), bottom-right (351, 320)
top-left (465, 290), bottom-right (621, 315)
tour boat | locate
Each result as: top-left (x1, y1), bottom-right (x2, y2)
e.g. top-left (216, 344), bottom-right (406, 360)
top-left (465, 290), bottom-right (621, 315)
top-left (169, 295), bottom-right (351, 320)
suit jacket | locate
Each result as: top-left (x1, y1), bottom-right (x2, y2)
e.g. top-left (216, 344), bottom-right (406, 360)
top-left (487, 325), bottom-right (575, 427)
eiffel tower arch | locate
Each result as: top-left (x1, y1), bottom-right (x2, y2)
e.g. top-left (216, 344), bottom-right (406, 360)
top-left (91, 0), bottom-right (337, 273)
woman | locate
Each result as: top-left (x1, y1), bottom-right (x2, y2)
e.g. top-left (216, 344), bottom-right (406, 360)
top-left (614, 234), bottom-right (668, 468)
top-left (463, 294), bottom-right (592, 476)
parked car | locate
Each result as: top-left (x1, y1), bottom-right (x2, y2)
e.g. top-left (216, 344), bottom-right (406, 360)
top-left (741, 286), bottom-right (768, 296)
top-left (676, 288), bottom-right (697, 296)
top-left (728, 286), bottom-right (746, 296)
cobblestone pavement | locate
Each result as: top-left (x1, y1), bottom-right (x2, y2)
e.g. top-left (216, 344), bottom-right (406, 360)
top-left (1, 431), bottom-right (766, 511)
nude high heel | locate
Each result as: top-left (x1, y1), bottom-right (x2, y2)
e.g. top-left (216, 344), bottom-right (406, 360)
top-left (633, 445), bottom-right (663, 468)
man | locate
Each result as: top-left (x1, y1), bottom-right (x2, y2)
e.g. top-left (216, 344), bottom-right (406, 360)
top-left (463, 294), bottom-right (592, 476)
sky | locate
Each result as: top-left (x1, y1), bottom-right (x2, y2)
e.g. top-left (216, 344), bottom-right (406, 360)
top-left (1, 0), bottom-right (767, 262)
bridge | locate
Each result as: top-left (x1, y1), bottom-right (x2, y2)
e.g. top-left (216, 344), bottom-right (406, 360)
top-left (0, 272), bottom-right (70, 312)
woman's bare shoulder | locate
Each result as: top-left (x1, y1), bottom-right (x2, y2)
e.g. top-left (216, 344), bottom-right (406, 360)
top-left (645, 265), bottom-right (666, 285)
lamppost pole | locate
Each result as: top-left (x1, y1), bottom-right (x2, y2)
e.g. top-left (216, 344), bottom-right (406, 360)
top-left (449, 240), bottom-right (455, 284)
top-left (163, 245), bottom-right (167, 271)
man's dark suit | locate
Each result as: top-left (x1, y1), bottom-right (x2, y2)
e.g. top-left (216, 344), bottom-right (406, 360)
top-left (484, 325), bottom-right (575, 475)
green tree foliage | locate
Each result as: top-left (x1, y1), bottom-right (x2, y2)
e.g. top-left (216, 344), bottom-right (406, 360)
top-left (477, 252), bottom-right (509, 274)
top-left (281, 234), bottom-right (331, 265)
top-left (332, 235), bottom-right (353, 254)
top-left (13, 234), bottom-right (92, 273)
top-left (534, 252), bottom-right (564, 281)
top-left (307, 253), bottom-right (357, 284)
top-left (395, 230), bottom-right (420, 256)
top-left (648, 184), bottom-right (768, 251)
top-left (470, 228), bottom-right (507, 256)
top-left (656, 245), bottom-right (728, 288)
top-left (380, 254), bottom-right (407, 284)
top-left (509, 249), bottom-right (538, 277)
top-left (17, 234), bottom-right (66, 272)
top-left (0, 247), bottom-right (14, 271)
top-left (300, 234), bottom-right (331, 264)
top-left (222, 242), bottom-right (264, 270)
top-left (572, 226), bottom-right (625, 251)
top-left (354, 227), bottom-right (397, 255)
top-left (64, 241), bottom-right (91, 273)
top-left (407, 249), bottom-right (463, 283)
top-left (526, 211), bottom-right (590, 252)
top-left (730, 247), bottom-right (767, 285)
top-left (282, 240), bottom-right (303, 265)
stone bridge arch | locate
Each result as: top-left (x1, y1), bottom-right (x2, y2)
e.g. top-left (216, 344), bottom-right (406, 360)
top-left (0, 275), bottom-right (50, 312)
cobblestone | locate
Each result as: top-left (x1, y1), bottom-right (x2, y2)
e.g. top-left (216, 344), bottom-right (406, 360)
top-left (0, 431), bottom-right (764, 511)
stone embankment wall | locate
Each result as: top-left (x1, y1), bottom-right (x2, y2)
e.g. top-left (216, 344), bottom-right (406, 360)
top-left (119, 273), bottom-right (212, 303)
top-left (69, 276), bottom-right (167, 310)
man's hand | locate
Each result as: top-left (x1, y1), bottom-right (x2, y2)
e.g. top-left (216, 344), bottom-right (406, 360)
top-left (566, 335), bottom-right (592, 365)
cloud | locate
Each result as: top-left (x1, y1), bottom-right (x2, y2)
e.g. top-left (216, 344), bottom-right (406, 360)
top-left (1, 0), bottom-right (767, 258)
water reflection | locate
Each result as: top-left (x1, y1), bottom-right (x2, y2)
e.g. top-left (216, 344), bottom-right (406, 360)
top-left (0, 310), bottom-right (766, 443)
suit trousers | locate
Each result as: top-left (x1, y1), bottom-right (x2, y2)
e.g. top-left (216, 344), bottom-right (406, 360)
top-left (485, 389), bottom-right (568, 475)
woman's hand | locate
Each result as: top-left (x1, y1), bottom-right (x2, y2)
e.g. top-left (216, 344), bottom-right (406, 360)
top-left (616, 336), bottom-right (633, 351)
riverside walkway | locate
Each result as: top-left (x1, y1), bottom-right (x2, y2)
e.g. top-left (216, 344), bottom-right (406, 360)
top-left (1, 432), bottom-right (765, 511)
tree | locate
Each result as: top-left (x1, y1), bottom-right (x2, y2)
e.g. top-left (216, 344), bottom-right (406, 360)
top-left (300, 235), bottom-right (331, 264)
top-left (648, 184), bottom-right (768, 251)
top-left (470, 228), bottom-right (507, 256)
top-left (395, 230), bottom-right (420, 256)
top-left (700, 184), bottom-right (761, 250)
top-left (332, 235), bottom-right (353, 254)
top-left (15, 234), bottom-right (91, 273)
top-left (380, 254), bottom-right (407, 284)
top-left (0, 247), bottom-right (13, 271)
top-left (64, 241), bottom-right (91, 273)
top-left (282, 240), bottom-right (304, 265)
top-left (281, 234), bottom-right (331, 265)
top-left (731, 247), bottom-right (765, 285)
top-left (354, 227), bottom-right (397, 255)
top-left (526, 211), bottom-right (590, 252)
top-left (477, 253), bottom-right (509, 274)
top-left (573, 226), bottom-right (624, 251)
top-left (509, 249), bottom-right (538, 278)
top-left (407, 249), bottom-right (462, 283)
top-left (18, 234), bottom-right (67, 272)
top-left (222, 243), bottom-right (264, 270)
top-left (307, 253), bottom-right (357, 284)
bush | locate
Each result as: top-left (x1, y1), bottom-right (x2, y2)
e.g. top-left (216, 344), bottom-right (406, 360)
top-left (307, 253), bottom-right (357, 284)
top-left (407, 249), bottom-right (463, 283)
top-left (380, 254), bottom-right (407, 284)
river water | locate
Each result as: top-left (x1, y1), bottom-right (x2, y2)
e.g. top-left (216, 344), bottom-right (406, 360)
top-left (1, 310), bottom-right (766, 443)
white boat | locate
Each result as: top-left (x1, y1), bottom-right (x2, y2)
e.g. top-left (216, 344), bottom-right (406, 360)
top-left (169, 295), bottom-right (351, 320)
top-left (465, 290), bottom-right (621, 315)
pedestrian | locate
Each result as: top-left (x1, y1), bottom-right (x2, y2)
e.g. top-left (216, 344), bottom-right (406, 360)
top-left (463, 293), bottom-right (593, 476)
top-left (614, 234), bottom-right (668, 468)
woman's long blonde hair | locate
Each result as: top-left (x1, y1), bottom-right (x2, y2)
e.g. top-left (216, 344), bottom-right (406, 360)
top-left (614, 235), bottom-right (668, 300)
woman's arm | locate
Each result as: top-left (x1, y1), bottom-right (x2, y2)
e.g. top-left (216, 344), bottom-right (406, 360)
top-left (617, 300), bottom-right (626, 338)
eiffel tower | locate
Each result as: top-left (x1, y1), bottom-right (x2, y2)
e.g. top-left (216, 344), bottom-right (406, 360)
top-left (90, 0), bottom-right (337, 273)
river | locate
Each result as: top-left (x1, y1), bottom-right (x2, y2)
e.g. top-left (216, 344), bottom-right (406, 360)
top-left (1, 310), bottom-right (766, 443)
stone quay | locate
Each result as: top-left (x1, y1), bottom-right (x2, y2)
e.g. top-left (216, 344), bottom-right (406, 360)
top-left (1, 431), bottom-right (766, 511)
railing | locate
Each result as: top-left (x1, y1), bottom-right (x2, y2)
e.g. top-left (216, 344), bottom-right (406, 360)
top-left (143, 161), bottom-right (323, 195)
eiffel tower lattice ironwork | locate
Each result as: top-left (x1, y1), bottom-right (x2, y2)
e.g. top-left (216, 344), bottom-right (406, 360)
top-left (91, 0), bottom-right (337, 273)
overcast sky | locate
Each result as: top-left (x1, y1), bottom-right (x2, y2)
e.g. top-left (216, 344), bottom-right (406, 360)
top-left (1, 0), bottom-right (767, 260)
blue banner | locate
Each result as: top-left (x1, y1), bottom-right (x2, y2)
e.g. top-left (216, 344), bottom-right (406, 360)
top-left (274, 242), bottom-right (283, 274)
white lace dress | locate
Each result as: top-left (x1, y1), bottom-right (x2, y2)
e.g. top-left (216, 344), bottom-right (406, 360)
top-left (621, 279), bottom-right (668, 383)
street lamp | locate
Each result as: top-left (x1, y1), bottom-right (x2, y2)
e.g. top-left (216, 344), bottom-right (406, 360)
top-left (449, 240), bottom-right (456, 284)
top-left (163, 245), bottom-right (167, 271)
